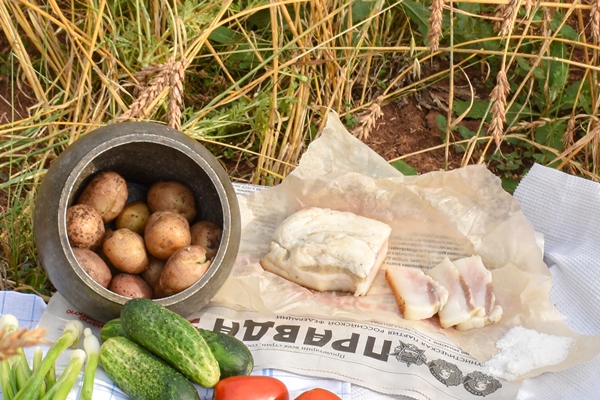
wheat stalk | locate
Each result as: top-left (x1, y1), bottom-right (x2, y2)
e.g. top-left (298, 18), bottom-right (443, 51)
top-left (0, 327), bottom-right (48, 361)
top-left (428, 0), bottom-right (444, 52)
top-left (352, 96), bottom-right (384, 140)
top-left (488, 68), bottom-right (510, 148)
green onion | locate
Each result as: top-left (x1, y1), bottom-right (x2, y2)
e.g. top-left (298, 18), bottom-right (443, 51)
top-left (0, 314), bottom-right (19, 400)
top-left (32, 348), bottom-right (46, 398)
top-left (0, 360), bottom-right (16, 400)
top-left (13, 320), bottom-right (83, 400)
top-left (78, 328), bottom-right (99, 400)
top-left (40, 349), bottom-right (86, 400)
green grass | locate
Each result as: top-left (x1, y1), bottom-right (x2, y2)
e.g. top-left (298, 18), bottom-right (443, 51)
top-left (1, 0), bottom-right (599, 296)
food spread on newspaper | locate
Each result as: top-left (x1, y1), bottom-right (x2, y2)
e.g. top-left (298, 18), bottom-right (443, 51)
top-left (36, 113), bottom-right (600, 400)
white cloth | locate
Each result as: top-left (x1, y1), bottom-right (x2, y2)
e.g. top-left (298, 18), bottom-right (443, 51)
top-left (513, 163), bottom-right (600, 400)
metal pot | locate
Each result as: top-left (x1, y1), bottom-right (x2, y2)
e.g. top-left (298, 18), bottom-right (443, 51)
top-left (34, 122), bottom-right (241, 323)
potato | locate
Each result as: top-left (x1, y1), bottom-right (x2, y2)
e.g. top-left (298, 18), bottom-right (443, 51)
top-left (116, 201), bottom-right (150, 235)
top-left (190, 221), bottom-right (222, 260)
top-left (141, 256), bottom-right (165, 288)
top-left (154, 245), bottom-right (211, 298)
top-left (147, 181), bottom-right (197, 222)
top-left (72, 247), bottom-right (112, 288)
top-left (78, 171), bottom-right (128, 223)
top-left (144, 211), bottom-right (191, 260)
top-left (108, 273), bottom-right (153, 299)
top-left (103, 228), bottom-right (149, 274)
top-left (66, 204), bottom-right (105, 249)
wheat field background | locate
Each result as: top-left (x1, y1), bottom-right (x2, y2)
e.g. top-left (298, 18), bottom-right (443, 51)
top-left (1, 0), bottom-right (599, 296)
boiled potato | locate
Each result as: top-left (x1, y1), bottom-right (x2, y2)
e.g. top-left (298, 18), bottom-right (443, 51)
top-left (66, 204), bottom-right (105, 249)
top-left (147, 181), bottom-right (197, 222)
top-left (78, 171), bottom-right (128, 223)
top-left (72, 247), bottom-right (112, 288)
top-left (102, 228), bottom-right (149, 274)
top-left (190, 221), bottom-right (222, 260)
top-left (116, 201), bottom-right (150, 235)
top-left (154, 245), bottom-right (211, 298)
top-left (141, 256), bottom-right (165, 288)
top-left (108, 273), bottom-right (153, 299)
top-left (144, 211), bottom-right (191, 260)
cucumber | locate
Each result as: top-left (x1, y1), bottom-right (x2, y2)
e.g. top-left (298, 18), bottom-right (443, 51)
top-left (120, 299), bottom-right (220, 388)
top-left (100, 336), bottom-right (199, 400)
top-left (100, 318), bottom-right (128, 342)
top-left (197, 328), bottom-right (254, 378)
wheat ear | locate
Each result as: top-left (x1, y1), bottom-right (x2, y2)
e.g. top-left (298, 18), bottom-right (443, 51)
top-left (592, 0), bottom-right (600, 44)
top-left (0, 327), bottom-right (48, 361)
top-left (428, 0), bottom-right (444, 52)
top-left (488, 68), bottom-right (510, 148)
top-left (500, 0), bottom-right (520, 39)
top-left (167, 58), bottom-right (188, 130)
top-left (353, 96), bottom-right (384, 140)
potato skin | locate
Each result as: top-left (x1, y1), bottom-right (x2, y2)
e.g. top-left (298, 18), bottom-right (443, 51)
top-left (141, 256), bottom-right (165, 289)
top-left (154, 245), bottom-right (211, 298)
top-left (72, 247), bottom-right (112, 288)
top-left (144, 211), bottom-right (191, 260)
top-left (66, 204), bottom-right (105, 249)
top-left (116, 201), bottom-right (150, 235)
top-left (78, 171), bottom-right (128, 223)
top-left (147, 181), bottom-right (197, 222)
top-left (108, 273), bottom-right (153, 299)
top-left (102, 228), bottom-right (149, 274)
top-left (190, 221), bottom-right (222, 260)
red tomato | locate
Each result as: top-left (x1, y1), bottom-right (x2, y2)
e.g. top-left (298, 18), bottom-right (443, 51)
top-left (295, 388), bottom-right (342, 400)
top-left (213, 376), bottom-right (290, 400)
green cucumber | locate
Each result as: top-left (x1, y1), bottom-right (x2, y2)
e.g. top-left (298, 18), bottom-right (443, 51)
top-left (100, 318), bottom-right (128, 342)
top-left (120, 299), bottom-right (220, 388)
top-left (100, 336), bottom-right (199, 400)
top-left (197, 328), bottom-right (254, 378)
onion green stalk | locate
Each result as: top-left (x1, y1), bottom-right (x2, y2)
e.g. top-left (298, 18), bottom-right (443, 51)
top-left (78, 328), bottom-right (99, 400)
top-left (12, 320), bottom-right (83, 400)
top-left (0, 314), bottom-right (19, 400)
top-left (40, 349), bottom-right (86, 400)
top-left (32, 348), bottom-right (46, 398)
top-left (44, 363), bottom-right (55, 392)
top-left (0, 360), bottom-right (16, 400)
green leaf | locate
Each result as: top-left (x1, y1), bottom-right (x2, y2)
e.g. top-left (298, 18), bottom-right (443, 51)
top-left (458, 125), bottom-right (476, 140)
top-left (453, 99), bottom-right (490, 120)
top-left (401, 0), bottom-right (431, 40)
top-left (435, 114), bottom-right (448, 132)
top-left (391, 159), bottom-right (418, 175)
top-left (547, 41), bottom-right (569, 103)
top-left (208, 26), bottom-right (242, 44)
top-left (501, 177), bottom-right (519, 194)
top-left (352, 0), bottom-right (376, 24)
top-left (535, 120), bottom-right (566, 151)
top-left (455, 3), bottom-right (499, 51)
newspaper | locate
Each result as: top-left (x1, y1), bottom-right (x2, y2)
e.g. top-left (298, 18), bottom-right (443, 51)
top-left (38, 292), bottom-right (519, 400)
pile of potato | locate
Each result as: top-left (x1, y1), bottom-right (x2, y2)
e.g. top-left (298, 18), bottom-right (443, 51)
top-left (66, 171), bottom-right (223, 299)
